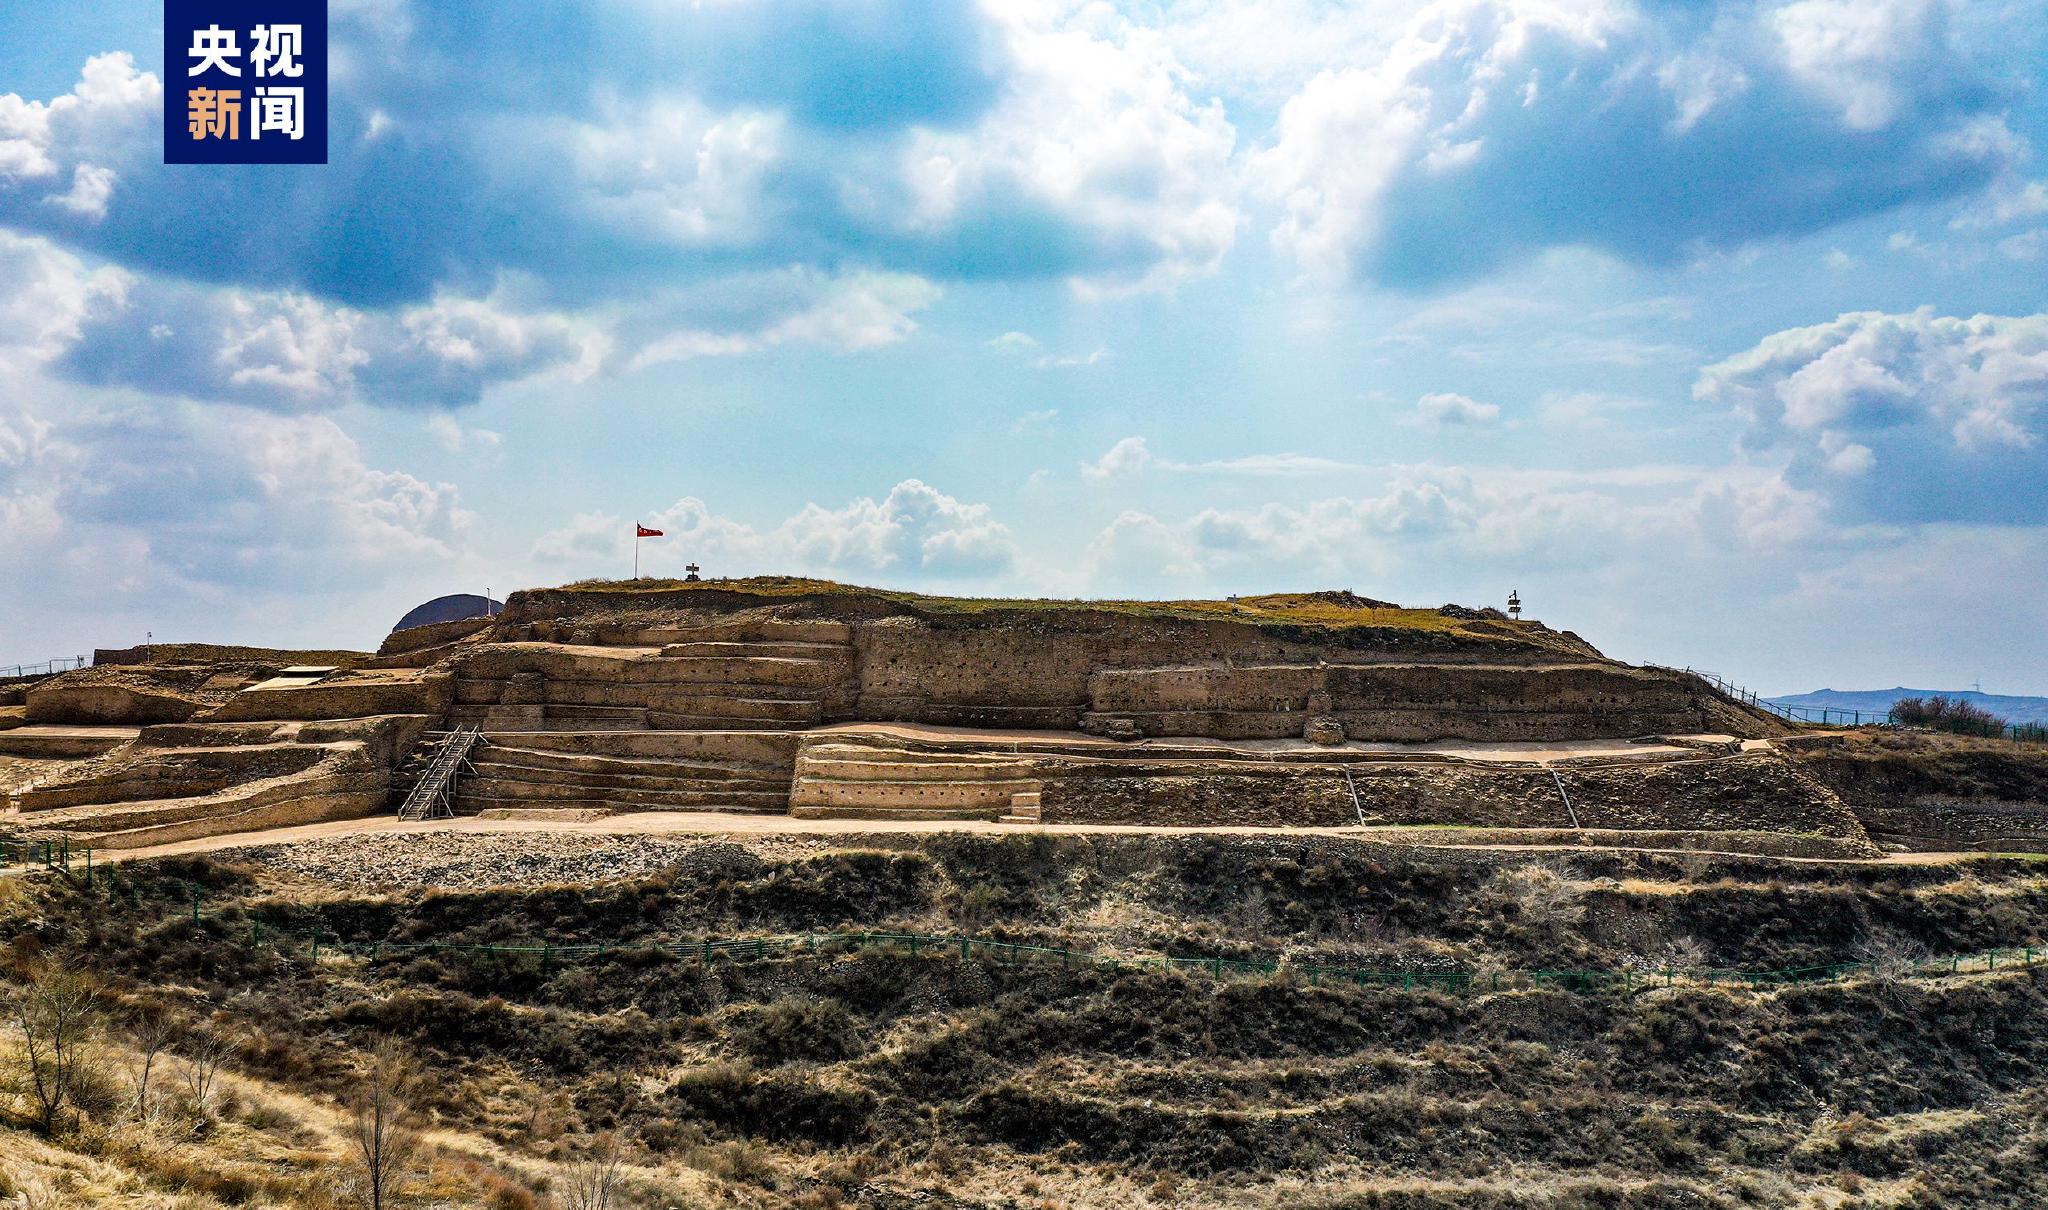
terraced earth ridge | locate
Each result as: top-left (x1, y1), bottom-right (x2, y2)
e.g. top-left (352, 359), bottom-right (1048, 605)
top-left (3, 577), bottom-right (1863, 856)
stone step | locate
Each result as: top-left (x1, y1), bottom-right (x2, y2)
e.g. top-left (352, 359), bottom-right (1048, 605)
top-left (656, 641), bottom-right (855, 661)
top-left (636, 621), bottom-right (853, 645)
top-left (458, 792), bottom-right (786, 816)
top-left (1002, 789), bottom-right (1043, 823)
top-left (638, 655), bottom-right (851, 687)
top-left (460, 778), bottom-right (789, 811)
top-left (796, 742), bottom-right (1028, 766)
top-left (488, 730), bottom-right (800, 763)
top-left (789, 776), bottom-right (1038, 810)
top-left (471, 753), bottom-right (782, 782)
top-left (454, 677), bottom-right (829, 706)
top-left (18, 769), bottom-right (378, 834)
top-left (472, 754), bottom-right (783, 788)
top-left (793, 756), bottom-right (1035, 782)
top-left (789, 802), bottom-right (1007, 821)
top-left (445, 705), bottom-right (648, 732)
top-left (644, 713), bottom-right (818, 731)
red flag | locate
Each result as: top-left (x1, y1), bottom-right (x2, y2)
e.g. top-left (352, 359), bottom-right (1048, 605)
top-left (636, 524), bottom-right (663, 538)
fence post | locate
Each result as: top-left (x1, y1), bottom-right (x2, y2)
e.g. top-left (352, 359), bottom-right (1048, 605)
top-left (190, 884), bottom-right (201, 926)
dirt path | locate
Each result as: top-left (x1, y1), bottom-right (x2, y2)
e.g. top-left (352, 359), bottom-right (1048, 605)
top-left (11, 809), bottom-right (1997, 871)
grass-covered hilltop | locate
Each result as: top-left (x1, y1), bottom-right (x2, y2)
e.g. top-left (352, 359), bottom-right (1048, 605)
top-left (521, 576), bottom-right (1602, 656)
top-left (3, 575), bottom-right (2048, 1206)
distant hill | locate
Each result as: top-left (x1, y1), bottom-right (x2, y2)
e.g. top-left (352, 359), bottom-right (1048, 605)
top-left (1766, 688), bottom-right (2048, 726)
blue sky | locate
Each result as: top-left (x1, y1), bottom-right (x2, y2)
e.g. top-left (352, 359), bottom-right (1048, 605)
top-left (2, 0), bottom-right (2046, 694)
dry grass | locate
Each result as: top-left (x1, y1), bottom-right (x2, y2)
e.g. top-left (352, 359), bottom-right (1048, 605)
top-left (548, 576), bottom-right (1550, 640)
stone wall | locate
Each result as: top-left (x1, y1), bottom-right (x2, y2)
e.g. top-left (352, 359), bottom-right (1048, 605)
top-left (1039, 751), bottom-right (1867, 846)
top-left (846, 612), bottom-right (1589, 734)
top-left (1082, 661), bottom-right (1715, 741)
top-left (205, 675), bottom-right (452, 722)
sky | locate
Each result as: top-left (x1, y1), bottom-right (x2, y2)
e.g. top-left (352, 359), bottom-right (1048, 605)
top-left (1, 0), bottom-right (2045, 696)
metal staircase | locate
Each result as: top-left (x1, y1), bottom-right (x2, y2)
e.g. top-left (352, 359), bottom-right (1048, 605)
top-left (397, 727), bottom-right (485, 821)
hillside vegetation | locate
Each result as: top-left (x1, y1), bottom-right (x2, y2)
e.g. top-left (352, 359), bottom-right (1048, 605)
top-left (6, 832), bottom-right (2048, 1207)
top-left (537, 577), bottom-right (1594, 652)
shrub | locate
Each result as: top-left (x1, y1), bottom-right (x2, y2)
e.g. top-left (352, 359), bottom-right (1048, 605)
top-left (728, 995), bottom-right (866, 1066)
top-left (1892, 696), bottom-right (2009, 736)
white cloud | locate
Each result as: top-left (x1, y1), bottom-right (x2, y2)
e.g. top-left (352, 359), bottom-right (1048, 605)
top-left (0, 389), bottom-right (466, 594)
top-left (987, 331), bottom-right (1040, 354)
top-left (1413, 391), bottom-right (1500, 427)
top-left (898, 5), bottom-right (1241, 295)
top-left (1035, 347), bottom-right (1109, 370)
top-left (624, 270), bottom-right (940, 371)
top-left (426, 415), bottom-right (505, 458)
top-left (1083, 436), bottom-right (1365, 481)
top-left (531, 510), bottom-right (625, 565)
top-left (0, 53), bottom-right (158, 188)
top-left (1949, 178), bottom-right (2048, 230)
top-left (1081, 436), bottom-right (1156, 481)
top-left (568, 97), bottom-right (785, 248)
top-left (0, 228), bottom-right (127, 370)
top-left (1180, 453), bottom-right (1365, 476)
top-left (763, 271), bottom-right (941, 352)
top-left (52, 274), bottom-right (606, 411)
top-left (532, 480), bottom-right (1018, 580)
top-left (1695, 307), bottom-right (2048, 521)
top-left (44, 163), bottom-right (115, 219)
top-left (1998, 229), bottom-right (2047, 261)
top-left (0, 226), bottom-right (932, 408)
top-left (1011, 408), bottom-right (1059, 434)
top-left (1075, 461), bottom-right (1828, 590)
top-left (1252, 0), bottom-right (2020, 285)
top-left (1539, 391), bottom-right (1652, 429)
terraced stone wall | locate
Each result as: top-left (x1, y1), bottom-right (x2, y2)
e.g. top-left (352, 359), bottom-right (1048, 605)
top-left (1040, 752), bottom-right (1870, 849)
top-left (1085, 661), bottom-right (1718, 741)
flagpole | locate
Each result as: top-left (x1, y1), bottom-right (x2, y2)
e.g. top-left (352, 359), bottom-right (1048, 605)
top-left (634, 531), bottom-right (640, 581)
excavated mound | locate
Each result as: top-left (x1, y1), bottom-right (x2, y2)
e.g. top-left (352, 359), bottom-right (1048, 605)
top-left (4, 579), bottom-right (1859, 856)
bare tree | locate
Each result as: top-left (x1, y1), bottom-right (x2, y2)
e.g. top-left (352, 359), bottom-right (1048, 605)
top-left (179, 1032), bottom-right (228, 1119)
top-left (349, 1037), bottom-right (423, 1210)
top-left (554, 1131), bottom-right (628, 1210)
top-left (7, 965), bottom-right (101, 1136)
top-left (128, 1013), bottom-right (174, 1121)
